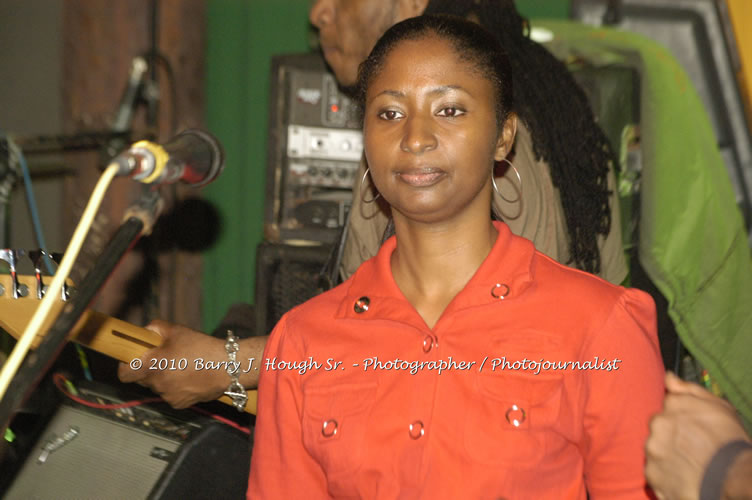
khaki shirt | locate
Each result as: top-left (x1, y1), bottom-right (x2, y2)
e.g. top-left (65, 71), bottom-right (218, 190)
top-left (341, 122), bottom-right (628, 285)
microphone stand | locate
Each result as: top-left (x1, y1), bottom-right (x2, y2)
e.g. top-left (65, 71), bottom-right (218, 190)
top-left (0, 136), bottom-right (18, 249)
top-left (0, 186), bottom-right (163, 430)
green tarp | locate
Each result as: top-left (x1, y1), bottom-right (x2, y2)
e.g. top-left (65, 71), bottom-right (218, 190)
top-left (536, 20), bottom-right (752, 429)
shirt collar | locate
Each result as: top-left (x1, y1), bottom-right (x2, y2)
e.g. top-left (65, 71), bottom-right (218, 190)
top-left (336, 221), bottom-right (536, 326)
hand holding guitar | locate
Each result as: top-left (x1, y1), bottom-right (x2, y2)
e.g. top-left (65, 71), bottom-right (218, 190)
top-left (118, 321), bottom-right (268, 409)
top-left (117, 320), bottom-right (229, 409)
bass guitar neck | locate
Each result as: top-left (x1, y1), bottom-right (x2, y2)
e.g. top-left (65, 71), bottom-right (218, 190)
top-left (0, 273), bottom-right (257, 414)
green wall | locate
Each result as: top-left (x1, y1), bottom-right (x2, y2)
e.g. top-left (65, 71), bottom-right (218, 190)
top-left (203, 0), bottom-right (311, 331)
top-left (517, 0), bottom-right (570, 18)
top-left (203, 0), bottom-right (569, 331)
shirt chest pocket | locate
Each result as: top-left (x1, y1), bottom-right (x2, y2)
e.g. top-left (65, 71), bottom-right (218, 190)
top-left (464, 369), bottom-right (564, 467)
top-left (301, 382), bottom-right (378, 477)
top-left (464, 334), bottom-right (566, 467)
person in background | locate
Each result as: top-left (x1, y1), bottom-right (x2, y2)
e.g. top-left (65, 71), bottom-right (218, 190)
top-left (119, 0), bottom-right (628, 410)
top-left (646, 371), bottom-right (752, 500)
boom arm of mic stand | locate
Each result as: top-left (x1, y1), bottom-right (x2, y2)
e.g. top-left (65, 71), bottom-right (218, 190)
top-left (0, 135), bottom-right (18, 248)
top-left (0, 188), bottom-right (163, 430)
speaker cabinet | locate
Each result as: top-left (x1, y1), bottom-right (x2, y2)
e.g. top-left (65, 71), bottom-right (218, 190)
top-left (3, 385), bottom-right (251, 499)
top-left (254, 241), bottom-right (332, 335)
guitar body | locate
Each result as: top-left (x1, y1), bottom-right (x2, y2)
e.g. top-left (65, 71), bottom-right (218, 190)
top-left (0, 274), bottom-right (257, 414)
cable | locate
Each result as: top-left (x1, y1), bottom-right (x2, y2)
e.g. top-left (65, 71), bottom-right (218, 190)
top-left (14, 144), bottom-right (49, 269)
top-left (5, 137), bottom-right (54, 274)
top-left (53, 373), bottom-right (162, 409)
top-left (53, 374), bottom-right (250, 435)
top-left (188, 406), bottom-right (251, 435)
top-left (146, 51), bottom-right (179, 135)
top-left (0, 163), bottom-right (120, 402)
top-left (9, 134), bottom-right (94, 382)
top-left (8, 137), bottom-right (94, 381)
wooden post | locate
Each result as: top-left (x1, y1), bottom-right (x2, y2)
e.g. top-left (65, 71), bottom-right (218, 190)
top-left (61, 0), bottom-right (206, 331)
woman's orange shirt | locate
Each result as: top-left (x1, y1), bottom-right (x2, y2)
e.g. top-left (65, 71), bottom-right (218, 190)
top-left (248, 221), bottom-right (665, 499)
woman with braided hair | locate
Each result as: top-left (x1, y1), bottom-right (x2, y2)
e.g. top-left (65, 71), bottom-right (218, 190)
top-left (249, 14), bottom-right (663, 498)
top-left (335, 0), bottom-right (626, 285)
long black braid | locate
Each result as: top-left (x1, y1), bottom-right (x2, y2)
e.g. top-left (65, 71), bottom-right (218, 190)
top-left (423, 0), bottom-right (614, 274)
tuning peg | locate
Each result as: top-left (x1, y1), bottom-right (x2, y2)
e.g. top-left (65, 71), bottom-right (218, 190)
top-left (26, 249), bottom-right (69, 301)
top-left (28, 249), bottom-right (45, 299)
top-left (0, 249), bottom-right (25, 299)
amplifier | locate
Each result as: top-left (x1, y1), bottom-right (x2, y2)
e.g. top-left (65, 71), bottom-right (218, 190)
top-left (3, 383), bottom-right (250, 499)
top-left (265, 52), bottom-right (363, 244)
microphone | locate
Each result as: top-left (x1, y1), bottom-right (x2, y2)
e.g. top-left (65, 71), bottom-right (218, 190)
top-left (110, 129), bottom-right (224, 187)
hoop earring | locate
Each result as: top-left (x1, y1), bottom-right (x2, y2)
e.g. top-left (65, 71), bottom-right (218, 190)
top-left (492, 158), bottom-right (522, 203)
top-left (360, 167), bottom-right (381, 204)
top-left (492, 158), bottom-right (523, 220)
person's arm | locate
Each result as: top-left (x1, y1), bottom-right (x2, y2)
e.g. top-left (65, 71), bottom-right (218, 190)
top-left (582, 289), bottom-right (665, 499)
top-left (248, 314), bottom-right (328, 498)
top-left (117, 320), bottom-right (267, 408)
top-left (645, 371), bottom-right (752, 500)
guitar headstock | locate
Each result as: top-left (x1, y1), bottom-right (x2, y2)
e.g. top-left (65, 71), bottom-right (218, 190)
top-left (0, 248), bottom-right (74, 346)
top-left (0, 248), bottom-right (258, 414)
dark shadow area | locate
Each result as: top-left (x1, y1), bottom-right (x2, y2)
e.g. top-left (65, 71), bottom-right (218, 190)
top-left (629, 251), bottom-right (681, 373)
top-left (151, 197), bottom-right (223, 253)
top-left (113, 197), bottom-right (223, 322)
